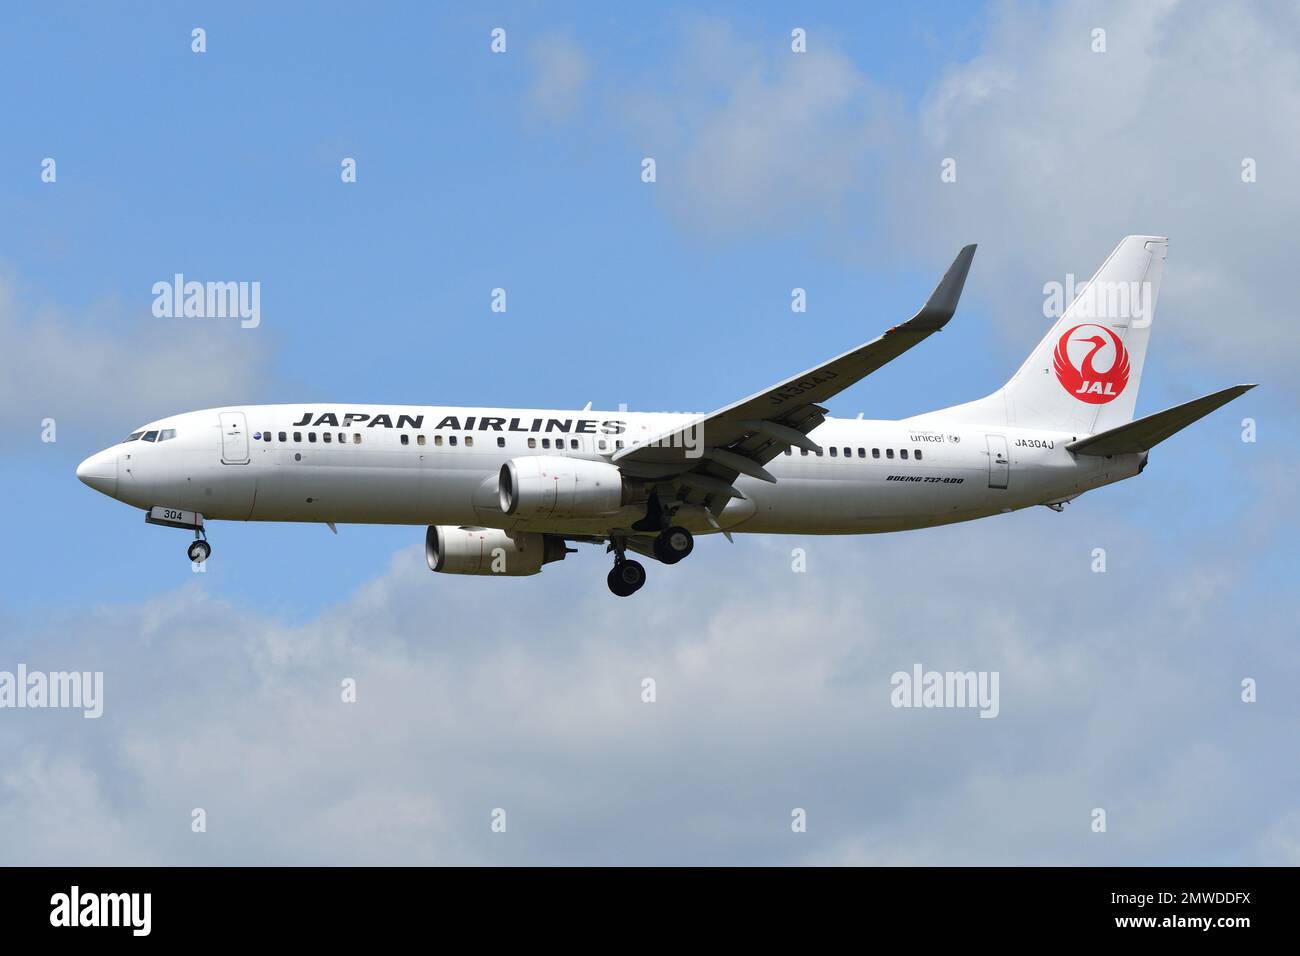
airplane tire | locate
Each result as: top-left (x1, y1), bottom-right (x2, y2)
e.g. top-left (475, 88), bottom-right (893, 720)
top-left (608, 560), bottom-right (646, 596)
top-left (187, 540), bottom-right (211, 564)
top-left (653, 526), bottom-right (694, 564)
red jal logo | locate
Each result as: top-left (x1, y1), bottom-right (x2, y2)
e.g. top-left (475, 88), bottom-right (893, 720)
top-left (1052, 324), bottom-right (1130, 404)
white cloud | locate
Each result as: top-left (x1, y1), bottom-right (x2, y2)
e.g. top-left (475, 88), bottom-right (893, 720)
top-left (901, 0), bottom-right (1300, 372)
top-left (616, 3), bottom-right (1300, 377)
top-left (527, 32), bottom-right (592, 124)
top-left (1, 497), bottom-right (1293, 864)
top-left (0, 274), bottom-right (271, 445)
top-left (619, 19), bottom-right (898, 237)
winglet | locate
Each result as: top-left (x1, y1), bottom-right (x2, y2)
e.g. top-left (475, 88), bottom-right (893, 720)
top-left (906, 244), bottom-right (977, 333)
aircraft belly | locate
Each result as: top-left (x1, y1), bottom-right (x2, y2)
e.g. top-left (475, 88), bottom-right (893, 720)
top-left (739, 470), bottom-right (990, 533)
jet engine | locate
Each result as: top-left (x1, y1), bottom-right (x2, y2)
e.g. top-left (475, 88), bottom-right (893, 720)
top-left (498, 456), bottom-right (627, 519)
top-left (426, 525), bottom-right (569, 576)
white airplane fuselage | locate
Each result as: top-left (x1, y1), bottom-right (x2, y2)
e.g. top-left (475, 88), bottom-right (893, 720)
top-left (77, 403), bottom-right (1141, 538)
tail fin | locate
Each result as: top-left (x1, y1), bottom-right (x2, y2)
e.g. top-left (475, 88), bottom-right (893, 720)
top-left (922, 236), bottom-right (1167, 434)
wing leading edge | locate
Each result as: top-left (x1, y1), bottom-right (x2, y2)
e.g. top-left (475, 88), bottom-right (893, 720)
top-left (613, 245), bottom-right (977, 503)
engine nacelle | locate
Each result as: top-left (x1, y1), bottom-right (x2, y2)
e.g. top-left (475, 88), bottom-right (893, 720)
top-left (425, 525), bottom-right (568, 576)
top-left (498, 456), bottom-right (626, 519)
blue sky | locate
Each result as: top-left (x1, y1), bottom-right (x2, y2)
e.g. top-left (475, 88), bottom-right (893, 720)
top-left (1, 1), bottom-right (1297, 864)
top-left (1, 1), bottom-right (1002, 615)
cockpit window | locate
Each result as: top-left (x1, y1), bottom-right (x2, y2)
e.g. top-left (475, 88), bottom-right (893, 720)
top-left (158, 429), bottom-right (177, 441)
top-left (123, 431), bottom-right (145, 442)
top-left (142, 430), bottom-right (159, 442)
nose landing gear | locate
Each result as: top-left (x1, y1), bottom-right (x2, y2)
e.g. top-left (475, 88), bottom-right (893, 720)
top-left (187, 533), bottom-right (211, 565)
top-left (145, 507), bottom-right (211, 566)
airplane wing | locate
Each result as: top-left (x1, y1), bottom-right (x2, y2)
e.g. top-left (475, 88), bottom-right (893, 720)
top-left (612, 245), bottom-right (977, 507)
top-left (1066, 384), bottom-right (1256, 457)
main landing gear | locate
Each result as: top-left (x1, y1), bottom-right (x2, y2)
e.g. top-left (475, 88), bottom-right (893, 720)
top-left (607, 557), bottom-right (646, 597)
top-left (606, 536), bottom-right (646, 597)
top-left (606, 526), bottom-right (695, 597)
top-left (653, 526), bottom-right (694, 564)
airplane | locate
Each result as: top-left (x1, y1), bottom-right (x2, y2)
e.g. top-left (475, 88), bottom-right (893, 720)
top-left (76, 236), bottom-right (1254, 596)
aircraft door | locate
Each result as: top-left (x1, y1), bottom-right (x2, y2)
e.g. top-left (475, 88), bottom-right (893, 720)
top-left (220, 412), bottom-right (251, 464)
top-left (986, 434), bottom-right (1009, 489)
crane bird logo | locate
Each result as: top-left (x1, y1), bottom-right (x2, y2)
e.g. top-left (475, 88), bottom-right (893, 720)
top-left (1052, 324), bottom-right (1130, 404)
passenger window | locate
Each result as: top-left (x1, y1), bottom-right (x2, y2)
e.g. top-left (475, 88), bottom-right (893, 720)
top-left (353, 433), bottom-right (362, 444)
top-left (886, 449), bottom-right (894, 459)
top-left (465, 436), bottom-right (473, 447)
top-left (309, 432), bottom-right (317, 443)
top-left (293, 432), bottom-right (301, 442)
top-left (279, 432), bottom-right (287, 442)
top-left (497, 437), bottom-right (505, 448)
top-left (815, 448), bottom-right (823, 456)
top-left (323, 432), bottom-right (332, 443)
top-left (400, 434), bottom-right (409, 445)
top-left (449, 436), bottom-right (458, 447)
top-left (142, 430), bottom-right (159, 442)
top-left (417, 435), bottom-right (426, 446)
top-left (338, 433), bottom-right (347, 443)
top-left (872, 448), bottom-right (880, 459)
top-left (800, 448), bottom-right (809, 456)
top-left (435, 435), bottom-right (443, 447)
top-left (829, 447), bottom-right (838, 457)
top-left (263, 432), bottom-right (272, 443)
top-left (570, 439), bottom-right (578, 450)
top-left (900, 449), bottom-right (908, 460)
top-left (527, 438), bottom-right (536, 449)
top-left (857, 448), bottom-right (865, 458)
top-left (615, 440), bottom-right (624, 450)
top-left (843, 447), bottom-right (850, 458)
top-left (542, 438), bottom-right (551, 449)
top-left (915, 449), bottom-right (922, 460)
top-left (598, 439), bottom-right (607, 450)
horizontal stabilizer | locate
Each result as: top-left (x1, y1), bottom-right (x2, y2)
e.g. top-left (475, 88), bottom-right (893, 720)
top-left (1066, 384), bottom-right (1256, 456)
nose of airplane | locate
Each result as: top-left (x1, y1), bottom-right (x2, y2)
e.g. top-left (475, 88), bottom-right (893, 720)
top-left (76, 447), bottom-right (118, 497)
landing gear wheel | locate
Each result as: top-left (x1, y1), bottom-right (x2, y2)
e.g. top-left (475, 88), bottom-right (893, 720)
top-left (653, 526), bottom-right (694, 565)
top-left (187, 539), bottom-right (211, 564)
top-left (607, 559), bottom-right (646, 597)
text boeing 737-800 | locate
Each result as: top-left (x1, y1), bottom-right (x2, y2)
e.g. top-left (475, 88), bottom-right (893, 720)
top-left (77, 237), bottom-right (1254, 596)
